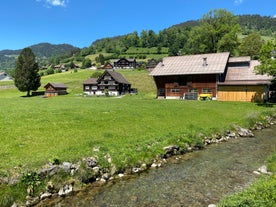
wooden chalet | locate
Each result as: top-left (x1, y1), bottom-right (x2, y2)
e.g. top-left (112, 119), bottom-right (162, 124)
top-left (102, 62), bottom-right (114, 70)
top-left (83, 70), bottom-right (131, 96)
top-left (44, 82), bottom-right (68, 97)
top-left (113, 58), bottom-right (136, 69)
top-left (149, 52), bottom-right (272, 102)
top-left (146, 59), bottom-right (158, 71)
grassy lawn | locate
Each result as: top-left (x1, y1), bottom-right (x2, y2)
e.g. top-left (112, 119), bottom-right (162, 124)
top-left (1, 69), bottom-right (276, 205)
top-left (2, 93), bottom-right (272, 173)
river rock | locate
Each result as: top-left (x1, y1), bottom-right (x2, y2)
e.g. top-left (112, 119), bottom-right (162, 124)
top-left (226, 132), bottom-right (236, 139)
top-left (61, 162), bottom-right (71, 173)
top-left (118, 173), bottom-right (124, 178)
top-left (38, 164), bottom-right (59, 177)
top-left (58, 184), bottom-right (73, 197)
top-left (132, 167), bottom-right (141, 173)
top-left (25, 196), bottom-right (40, 207)
top-left (86, 157), bottom-right (97, 168)
top-left (40, 192), bottom-right (52, 200)
top-left (237, 127), bottom-right (254, 137)
top-left (163, 145), bottom-right (180, 155)
top-left (208, 204), bottom-right (216, 207)
top-left (102, 173), bottom-right (110, 180)
top-left (46, 181), bottom-right (55, 194)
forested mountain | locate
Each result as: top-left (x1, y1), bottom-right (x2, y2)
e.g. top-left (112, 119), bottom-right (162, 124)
top-left (83, 14), bottom-right (276, 62)
top-left (172, 14), bottom-right (276, 35)
top-left (0, 43), bottom-right (79, 70)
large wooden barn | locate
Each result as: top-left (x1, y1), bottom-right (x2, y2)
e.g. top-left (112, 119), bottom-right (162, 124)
top-left (150, 52), bottom-right (272, 102)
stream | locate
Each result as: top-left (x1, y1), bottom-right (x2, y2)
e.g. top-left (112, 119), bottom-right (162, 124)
top-left (44, 126), bottom-right (276, 207)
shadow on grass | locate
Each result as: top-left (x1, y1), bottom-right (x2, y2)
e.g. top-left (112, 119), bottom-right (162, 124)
top-left (256, 102), bottom-right (275, 108)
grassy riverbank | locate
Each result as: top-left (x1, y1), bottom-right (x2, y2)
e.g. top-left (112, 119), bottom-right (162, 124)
top-left (1, 69), bottom-right (276, 205)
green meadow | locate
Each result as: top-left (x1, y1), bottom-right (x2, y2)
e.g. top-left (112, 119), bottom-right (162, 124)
top-left (1, 69), bottom-right (276, 205)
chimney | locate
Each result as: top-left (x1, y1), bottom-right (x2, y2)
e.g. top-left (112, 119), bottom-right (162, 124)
top-left (161, 59), bottom-right (164, 66)
top-left (202, 57), bottom-right (208, 66)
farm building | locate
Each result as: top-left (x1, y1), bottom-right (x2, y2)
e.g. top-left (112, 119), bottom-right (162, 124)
top-left (149, 52), bottom-right (272, 102)
top-left (113, 58), bottom-right (137, 69)
top-left (0, 72), bottom-right (12, 81)
top-left (83, 70), bottom-right (131, 96)
top-left (44, 82), bottom-right (68, 97)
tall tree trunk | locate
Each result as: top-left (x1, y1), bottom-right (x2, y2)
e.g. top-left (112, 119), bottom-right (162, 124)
top-left (27, 90), bottom-right (30, 97)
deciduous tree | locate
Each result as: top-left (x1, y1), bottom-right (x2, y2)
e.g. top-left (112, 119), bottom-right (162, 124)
top-left (255, 40), bottom-right (276, 76)
top-left (239, 33), bottom-right (264, 59)
top-left (187, 9), bottom-right (241, 54)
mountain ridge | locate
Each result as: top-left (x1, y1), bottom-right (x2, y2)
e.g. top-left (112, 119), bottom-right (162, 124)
top-left (0, 43), bottom-right (79, 70)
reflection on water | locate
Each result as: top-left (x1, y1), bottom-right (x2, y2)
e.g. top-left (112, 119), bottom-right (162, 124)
top-left (47, 127), bottom-right (276, 207)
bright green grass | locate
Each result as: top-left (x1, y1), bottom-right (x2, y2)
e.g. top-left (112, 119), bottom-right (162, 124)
top-left (0, 92), bottom-right (275, 175)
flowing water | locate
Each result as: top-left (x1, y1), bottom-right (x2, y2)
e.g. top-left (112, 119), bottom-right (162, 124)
top-left (45, 126), bottom-right (276, 207)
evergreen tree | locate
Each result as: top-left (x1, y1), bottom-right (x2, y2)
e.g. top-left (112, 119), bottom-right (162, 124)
top-left (14, 48), bottom-right (41, 97)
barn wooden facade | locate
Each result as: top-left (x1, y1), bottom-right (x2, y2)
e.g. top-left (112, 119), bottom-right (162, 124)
top-left (150, 53), bottom-right (272, 102)
top-left (83, 70), bottom-right (131, 96)
top-left (44, 83), bottom-right (68, 97)
top-left (217, 57), bottom-right (271, 102)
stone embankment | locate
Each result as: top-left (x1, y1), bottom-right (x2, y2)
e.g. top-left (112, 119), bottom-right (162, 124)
top-left (7, 115), bottom-right (276, 207)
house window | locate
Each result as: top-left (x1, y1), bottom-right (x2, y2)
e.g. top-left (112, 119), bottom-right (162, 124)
top-left (171, 88), bottom-right (180, 93)
top-left (189, 88), bottom-right (198, 93)
top-left (85, 86), bottom-right (90, 90)
top-left (202, 88), bottom-right (212, 94)
top-left (109, 86), bottom-right (116, 90)
top-left (158, 88), bottom-right (165, 96)
top-left (104, 75), bottom-right (111, 80)
top-left (92, 86), bottom-right (97, 90)
top-left (109, 81), bottom-right (115, 85)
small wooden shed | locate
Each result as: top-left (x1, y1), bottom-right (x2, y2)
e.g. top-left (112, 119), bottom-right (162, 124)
top-left (44, 82), bottom-right (68, 97)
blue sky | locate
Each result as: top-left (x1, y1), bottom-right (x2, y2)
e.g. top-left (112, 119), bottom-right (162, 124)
top-left (0, 0), bottom-right (275, 50)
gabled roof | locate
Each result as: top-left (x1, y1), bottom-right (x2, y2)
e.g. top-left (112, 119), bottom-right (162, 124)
top-left (44, 82), bottom-right (67, 89)
top-left (219, 60), bottom-right (272, 85)
top-left (150, 52), bottom-right (230, 76)
top-left (228, 56), bottom-right (250, 63)
top-left (114, 58), bottom-right (136, 63)
top-left (101, 70), bottom-right (130, 84)
top-left (83, 78), bottom-right (98, 85)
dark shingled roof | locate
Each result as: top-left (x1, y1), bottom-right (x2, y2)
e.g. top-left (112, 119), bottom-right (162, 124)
top-left (83, 78), bottom-right (98, 84)
top-left (105, 70), bottom-right (130, 84)
top-left (44, 82), bottom-right (67, 89)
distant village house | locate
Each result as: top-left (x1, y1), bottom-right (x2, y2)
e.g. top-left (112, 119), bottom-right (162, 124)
top-left (0, 72), bottom-right (12, 81)
top-left (113, 58), bottom-right (137, 69)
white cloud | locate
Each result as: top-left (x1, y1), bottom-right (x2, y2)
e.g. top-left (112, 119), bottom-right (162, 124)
top-left (274, 14), bottom-right (276, 18)
top-left (36, 0), bottom-right (68, 7)
top-left (46, 0), bottom-right (68, 7)
top-left (234, 0), bottom-right (243, 5)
